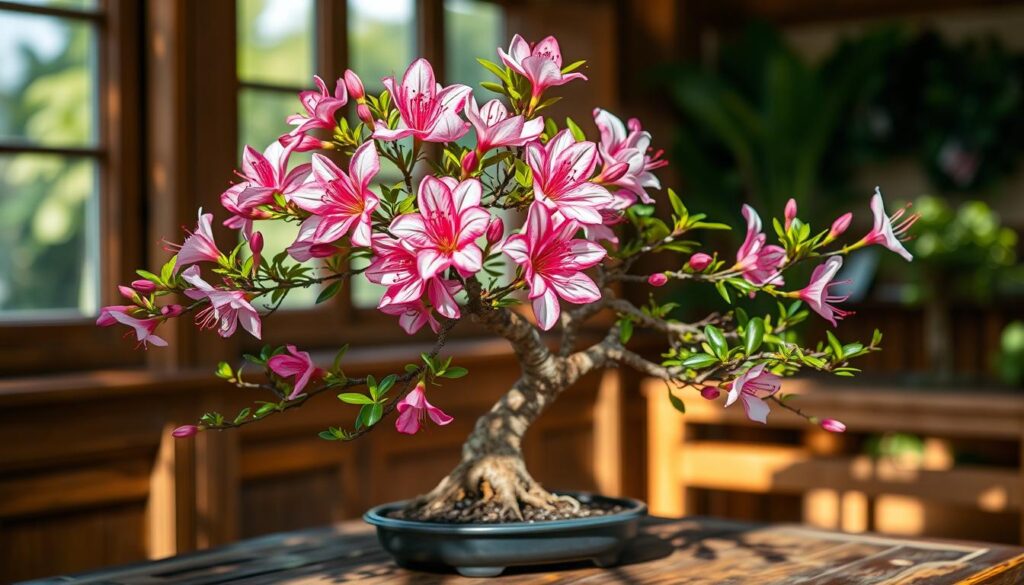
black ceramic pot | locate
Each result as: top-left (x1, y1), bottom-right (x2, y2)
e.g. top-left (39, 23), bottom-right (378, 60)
top-left (364, 491), bottom-right (647, 578)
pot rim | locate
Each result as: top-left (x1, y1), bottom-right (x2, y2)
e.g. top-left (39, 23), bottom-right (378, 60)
top-left (363, 491), bottom-right (647, 535)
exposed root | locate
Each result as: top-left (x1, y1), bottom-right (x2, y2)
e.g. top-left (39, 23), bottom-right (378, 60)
top-left (405, 454), bottom-right (579, 522)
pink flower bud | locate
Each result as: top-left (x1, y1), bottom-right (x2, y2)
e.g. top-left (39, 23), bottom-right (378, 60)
top-left (161, 304), bottom-right (184, 318)
top-left (688, 252), bottom-right (712, 271)
top-left (821, 418), bottom-right (846, 433)
top-left (700, 386), bottom-right (721, 400)
top-left (343, 69), bottom-right (364, 100)
top-left (249, 231), bottom-right (264, 255)
top-left (486, 216), bottom-right (505, 246)
top-left (461, 149), bottom-right (479, 175)
top-left (131, 279), bottom-right (157, 293)
top-left (648, 273), bottom-right (668, 287)
top-left (599, 162), bottom-right (629, 183)
top-left (172, 425), bottom-right (199, 438)
top-left (784, 198), bottom-right (798, 230)
top-left (356, 103), bottom-right (373, 126)
top-left (829, 212), bottom-right (853, 239)
top-left (118, 285), bottom-right (137, 299)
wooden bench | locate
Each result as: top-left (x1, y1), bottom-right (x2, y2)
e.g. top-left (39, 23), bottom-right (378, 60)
top-left (28, 516), bottom-right (1024, 584)
top-left (646, 378), bottom-right (1024, 544)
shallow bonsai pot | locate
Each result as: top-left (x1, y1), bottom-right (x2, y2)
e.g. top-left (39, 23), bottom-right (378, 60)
top-left (364, 491), bottom-right (647, 577)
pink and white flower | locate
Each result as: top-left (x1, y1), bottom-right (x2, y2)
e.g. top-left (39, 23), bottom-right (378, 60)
top-left (173, 210), bottom-right (223, 270)
top-left (503, 203), bottom-right (606, 330)
top-left (364, 234), bottom-right (462, 320)
top-left (395, 382), bottom-right (453, 435)
top-left (725, 363), bottom-right (782, 424)
top-left (592, 109), bottom-right (666, 203)
top-left (466, 98), bottom-right (544, 153)
top-left (287, 75), bottom-right (347, 136)
top-left (797, 256), bottom-right (853, 327)
top-left (181, 266), bottom-right (262, 339)
top-left (268, 345), bottom-right (321, 400)
top-left (389, 176), bottom-right (490, 280)
top-left (221, 139), bottom-right (313, 232)
top-left (373, 59), bottom-right (472, 143)
top-left (498, 34), bottom-right (587, 100)
top-left (99, 308), bottom-right (168, 348)
top-left (735, 205), bottom-right (785, 286)
top-left (526, 129), bottom-right (611, 226)
top-left (288, 140), bottom-right (380, 260)
top-left (379, 300), bottom-right (442, 335)
top-left (858, 187), bottom-right (918, 261)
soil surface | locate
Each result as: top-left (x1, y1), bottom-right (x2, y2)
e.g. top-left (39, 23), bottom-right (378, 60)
top-left (389, 496), bottom-right (626, 524)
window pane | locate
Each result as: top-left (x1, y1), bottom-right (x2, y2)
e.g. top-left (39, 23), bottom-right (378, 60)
top-left (0, 153), bottom-right (98, 317)
top-left (0, 10), bottom-right (97, 147)
top-left (248, 220), bottom-right (321, 309)
top-left (238, 87), bottom-right (310, 164)
top-left (348, 0), bottom-right (415, 93)
top-left (237, 0), bottom-right (314, 86)
top-left (444, 0), bottom-right (503, 89)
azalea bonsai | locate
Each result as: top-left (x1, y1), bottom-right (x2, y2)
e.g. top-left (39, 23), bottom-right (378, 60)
top-left (100, 35), bottom-right (916, 521)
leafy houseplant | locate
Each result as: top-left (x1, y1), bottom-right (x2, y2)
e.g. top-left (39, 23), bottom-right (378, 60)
top-left (99, 34), bottom-right (915, 570)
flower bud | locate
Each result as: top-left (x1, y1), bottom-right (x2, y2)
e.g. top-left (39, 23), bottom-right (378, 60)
top-left (784, 198), bottom-right (798, 230)
top-left (356, 103), bottom-right (374, 126)
top-left (343, 69), bottom-right (364, 101)
top-left (829, 212), bottom-right (853, 239)
top-left (700, 386), bottom-right (721, 400)
top-left (461, 149), bottom-right (479, 175)
top-left (161, 304), bottom-right (184, 318)
top-left (249, 231), bottom-right (264, 272)
top-left (648, 273), bottom-right (668, 287)
top-left (118, 285), bottom-right (137, 299)
top-left (820, 418), bottom-right (846, 433)
top-left (688, 252), bottom-right (712, 271)
top-left (172, 425), bottom-right (200, 438)
top-left (599, 162), bottom-right (629, 184)
top-left (131, 279), bottom-right (157, 293)
top-left (486, 216), bottom-right (505, 246)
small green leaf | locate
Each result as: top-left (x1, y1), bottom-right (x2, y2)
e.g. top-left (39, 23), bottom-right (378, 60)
top-left (442, 367), bottom-right (468, 379)
top-left (480, 81), bottom-right (505, 95)
top-left (318, 430), bottom-right (338, 441)
top-left (667, 389), bottom-right (686, 413)
top-left (826, 331), bottom-right (844, 359)
top-left (377, 374), bottom-right (398, 395)
top-left (714, 281), bottom-right (731, 304)
top-left (565, 117), bottom-right (586, 141)
top-left (704, 325), bottom-right (728, 358)
top-left (366, 403), bottom-right (383, 427)
top-left (681, 353), bottom-right (718, 369)
top-left (233, 408), bottom-right (251, 424)
top-left (338, 393), bottom-right (374, 405)
top-left (215, 361), bottom-right (233, 380)
top-left (561, 59), bottom-right (586, 73)
top-left (744, 317), bottom-right (765, 355)
top-left (316, 281), bottom-right (344, 304)
top-left (619, 318), bottom-right (634, 344)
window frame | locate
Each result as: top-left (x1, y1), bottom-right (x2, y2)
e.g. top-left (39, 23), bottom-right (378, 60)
top-left (0, 0), bottom-right (144, 375)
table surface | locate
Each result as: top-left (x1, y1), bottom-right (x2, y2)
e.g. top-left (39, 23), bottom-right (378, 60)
top-left (29, 516), bottom-right (1024, 584)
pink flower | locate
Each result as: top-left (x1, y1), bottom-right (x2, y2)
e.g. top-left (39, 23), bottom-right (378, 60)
top-left (173, 210), bottom-right (223, 271)
top-left (221, 139), bottom-right (312, 232)
top-left (466, 98), bottom-right (544, 153)
top-left (269, 345), bottom-right (321, 400)
top-left (859, 187), bottom-right (918, 261)
top-left (485, 216), bottom-right (505, 247)
top-left (821, 418), bottom-right (846, 433)
top-left (181, 266), bottom-right (262, 339)
top-left (287, 75), bottom-right (347, 135)
top-left (798, 256), bottom-right (853, 327)
top-left (161, 304), bottom-right (183, 318)
top-left (389, 176), bottom-right (490, 279)
top-left (688, 252), bottom-right (712, 271)
top-left (365, 234), bottom-right (462, 320)
top-left (725, 363), bottom-right (781, 424)
top-left (700, 386), bottom-right (721, 400)
top-left (503, 203), bottom-right (606, 330)
top-left (104, 310), bottom-right (168, 348)
top-left (735, 205), bottom-right (785, 286)
top-left (373, 59), bottom-right (472, 143)
top-left (526, 129), bottom-right (611, 226)
top-left (379, 300), bottom-right (442, 335)
top-left (344, 69), bottom-right (365, 100)
top-left (249, 231), bottom-right (264, 272)
top-left (395, 382), bottom-right (453, 435)
top-left (461, 149), bottom-right (478, 175)
top-left (592, 109), bottom-right (666, 204)
top-left (131, 279), bottom-right (157, 293)
top-left (498, 34), bottom-right (587, 100)
top-left (278, 133), bottom-right (329, 153)
top-left (288, 141), bottom-right (380, 260)
top-left (172, 425), bottom-right (199, 438)
top-left (829, 212), bottom-right (852, 240)
top-left (784, 198), bottom-right (798, 230)
top-left (648, 273), bottom-right (668, 287)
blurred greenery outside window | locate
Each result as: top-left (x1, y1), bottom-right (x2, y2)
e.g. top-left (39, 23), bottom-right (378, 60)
top-left (0, 1), bottom-right (100, 319)
top-left (236, 0), bottom-right (504, 311)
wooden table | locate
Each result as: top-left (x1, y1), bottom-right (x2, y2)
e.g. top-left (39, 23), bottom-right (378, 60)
top-left (29, 517), bottom-right (1024, 584)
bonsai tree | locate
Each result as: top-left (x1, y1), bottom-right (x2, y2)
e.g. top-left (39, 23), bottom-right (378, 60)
top-left (99, 35), bottom-right (916, 521)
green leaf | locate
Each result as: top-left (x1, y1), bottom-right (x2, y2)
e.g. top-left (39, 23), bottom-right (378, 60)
top-left (442, 367), bottom-right (468, 379)
top-left (377, 374), bottom-right (398, 395)
top-left (667, 389), bottom-right (686, 413)
top-left (318, 430), bottom-right (338, 441)
top-left (565, 117), bottom-right (586, 141)
top-left (681, 353), bottom-right (718, 369)
top-left (480, 81), bottom-right (505, 95)
top-left (667, 188), bottom-right (687, 220)
top-left (476, 58), bottom-right (510, 83)
top-left (332, 344), bottom-right (349, 373)
top-left (561, 59), bottom-right (586, 73)
top-left (826, 331), bottom-right (844, 359)
top-left (619, 318), bottom-right (634, 344)
top-left (160, 256), bottom-right (177, 283)
top-left (233, 408), bottom-right (251, 424)
top-left (136, 269), bottom-right (162, 284)
top-left (366, 403), bottom-right (383, 427)
top-left (215, 361), bottom-right (233, 380)
top-left (714, 280), bottom-right (731, 303)
top-left (704, 325), bottom-right (728, 358)
top-left (316, 280), bottom-right (344, 304)
top-left (338, 392), bottom-right (374, 405)
top-left (744, 318), bottom-right (765, 355)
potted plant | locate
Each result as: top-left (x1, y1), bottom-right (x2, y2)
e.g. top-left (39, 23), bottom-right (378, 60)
top-left (99, 34), bottom-right (914, 577)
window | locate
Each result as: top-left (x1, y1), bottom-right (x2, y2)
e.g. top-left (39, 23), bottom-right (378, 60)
top-left (0, 1), bottom-right (101, 318)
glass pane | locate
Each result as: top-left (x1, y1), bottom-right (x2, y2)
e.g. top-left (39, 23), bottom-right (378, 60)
top-left (248, 220), bottom-right (321, 309)
top-left (0, 153), bottom-right (98, 317)
top-left (238, 87), bottom-right (311, 164)
top-left (348, 0), bottom-right (415, 93)
top-left (444, 0), bottom-right (503, 89)
top-left (0, 10), bottom-right (97, 147)
top-left (2, 1), bottom-right (97, 9)
top-left (237, 0), bottom-right (314, 86)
